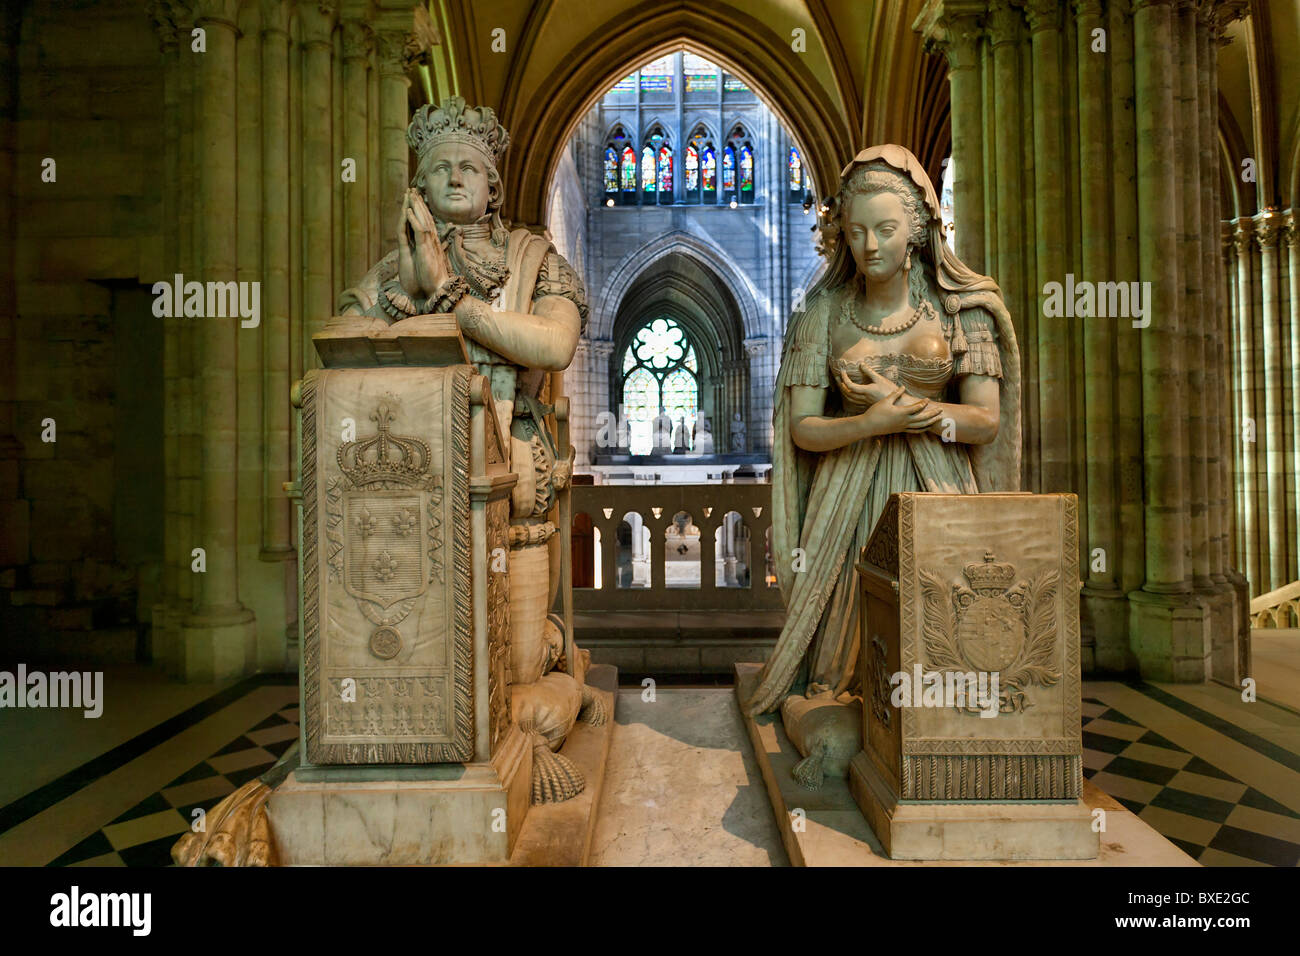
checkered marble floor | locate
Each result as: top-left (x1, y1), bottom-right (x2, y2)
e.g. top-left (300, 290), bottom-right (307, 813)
top-left (47, 706), bottom-right (300, 867)
top-left (8, 673), bottom-right (1299, 866)
top-left (1081, 696), bottom-right (1300, 866)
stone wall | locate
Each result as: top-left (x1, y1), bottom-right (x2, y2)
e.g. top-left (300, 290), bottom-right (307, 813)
top-left (1, 0), bottom-right (166, 665)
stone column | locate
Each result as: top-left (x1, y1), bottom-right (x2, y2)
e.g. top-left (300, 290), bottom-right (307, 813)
top-left (1254, 210), bottom-right (1286, 591)
top-left (261, 0), bottom-right (296, 666)
top-left (147, 3), bottom-right (183, 667)
top-left (340, 17), bottom-right (373, 288)
top-left (987, 0), bottom-right (1031, 489)
top-left (944, 11), bottom-right (986, 272)
top-left (1026, 0), bottom-right (1071, 495)
top-left (1130, 0), bottom-right (1203, 680)
top-left (375, 26), bottom-right (413, 257)
top-left (182, 0), bottom-right (256, 680)
top-left (1074, 0), bottom-right (1123, 670)
top-left (1232, 219), bottom-right (1259, 591)
top-left (300, 2), bottom-right (337, 365)
top-left (1286, 212), bottom-right (1300, 584)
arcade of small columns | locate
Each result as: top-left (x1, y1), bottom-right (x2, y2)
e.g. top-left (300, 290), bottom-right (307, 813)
top-left (918, 0), bottom-right (1250, 681)
top-left (1224, 211), bottom-right (1300, 601)
top-left (145, 0), bottom-right (442, 678)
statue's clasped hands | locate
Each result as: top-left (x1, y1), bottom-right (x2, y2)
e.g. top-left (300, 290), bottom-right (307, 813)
top-left (840, 365), bottom-right (944, 435)
top-left (397, 187), bottom-right (451, 303)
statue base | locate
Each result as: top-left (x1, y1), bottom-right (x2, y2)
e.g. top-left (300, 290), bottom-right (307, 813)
top-left (734, 663), bottom-right (1193, 867)
top-left (254, 664), bottom-right (616, 866)
top-left (847, 750), bottom-right (1097, 860)
top-left (268, 722), bottom-right (532, 865)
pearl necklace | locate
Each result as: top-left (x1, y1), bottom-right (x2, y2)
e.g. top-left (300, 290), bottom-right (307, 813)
top-left (842, 288), bottom-right (935, 336)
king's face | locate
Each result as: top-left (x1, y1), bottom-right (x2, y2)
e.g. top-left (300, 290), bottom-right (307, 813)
top-left (422, 142), bottom-right (490, 224)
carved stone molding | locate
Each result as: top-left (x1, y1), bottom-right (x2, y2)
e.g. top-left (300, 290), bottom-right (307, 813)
top-left (1283, 211), bottom-right (1297, 249)
top-left (259, 0), bottom-right (292, 36)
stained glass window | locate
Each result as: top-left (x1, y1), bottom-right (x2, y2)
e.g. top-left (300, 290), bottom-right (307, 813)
top-left (621, 147), bottom-right (636, 191)
top-left (641, 146), bottom-right (655, 192)
top-left (788, 147), bottom-right (802, 191)
top-left (620, 317), bottom-right (700, 455)
top-left (610, 74), bottom-right (636, 94)
top-left (702, 148), bottom-right (716, 191)
top-left (683, 52), bottom-right (717, 93)
top-left (740, 146), bottom-right (753, 191)
top-left (640, 55), bottom-right (673, 94)
top-left (657, 146), bottom-right (673, 192)
top-left (685, 145), bottom-right (699, 192)
top-left (604, 148), bottom-right (618, 193)
top-left (722, 146), bottom-right (735, 191)
top-left (723, 75), bottom-right (749, 92)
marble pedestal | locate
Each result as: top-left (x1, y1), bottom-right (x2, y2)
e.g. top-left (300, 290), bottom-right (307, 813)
top-left (268, 722), bottom-right (531, 865)
top-left (848, 750), bottom-right (1096, 860)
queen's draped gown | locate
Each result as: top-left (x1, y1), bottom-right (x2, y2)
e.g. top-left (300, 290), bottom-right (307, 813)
top-left (745, 281), bottom-right (1006, 714)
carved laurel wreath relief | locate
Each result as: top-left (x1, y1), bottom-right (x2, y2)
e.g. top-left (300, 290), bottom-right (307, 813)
top-left (919, 550), bottom-right (1062, 714)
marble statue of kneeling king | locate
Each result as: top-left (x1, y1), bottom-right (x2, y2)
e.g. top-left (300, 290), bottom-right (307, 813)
top-left (173, 98), bottom-right (603, 866)
top-left (334, 95), bottom-right (607, 804)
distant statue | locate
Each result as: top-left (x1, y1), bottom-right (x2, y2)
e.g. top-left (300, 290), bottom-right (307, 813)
top-left (652, 412), bottom-right (673, 453)
top-left (729, 412), bottom-right (747, 453)
top-left (694, 416), bottom-right (715, 455)
top-left (743, 144), bottom-right (1021, 718)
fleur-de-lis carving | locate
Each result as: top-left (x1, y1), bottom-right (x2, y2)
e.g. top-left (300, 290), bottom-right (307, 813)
top-left (392, 507), bottom-right (417, 536)
top-left (373, 550), bottom-right (399, 581)
top-left (354, 507), bottom-right (378, 537)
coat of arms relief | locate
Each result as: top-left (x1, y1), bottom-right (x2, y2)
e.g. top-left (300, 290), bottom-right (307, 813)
top-left (325, 401), bottom-right (443, 662)
top-left (919, 551), bottom-right (1062, 715)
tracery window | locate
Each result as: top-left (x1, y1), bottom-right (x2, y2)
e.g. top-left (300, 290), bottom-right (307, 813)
top-left (620, 146), bottom-right (636, 192)
top-left (684, 125), bottom-right (715, 204)
top-left (644, 125), bottom-right (673, 203)
top-left (726, 125), bottom-right (755, 204)
top-left (604, 147), bottom-right (618, 193)
top-left (685, 145), bottom-right (699, 193)
top-left (620, 317), bottom-right (699, 456)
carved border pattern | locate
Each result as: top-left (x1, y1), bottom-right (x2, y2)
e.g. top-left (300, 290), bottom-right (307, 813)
top-left (899, 494), bottom-right (917, 740)
top-left (426, 475), bottom-right (444, 584)
top-left (304, 366), bottom-right (476, 764)
top-left (901, 754), bottom-right (1081, 800)
top-left (486, 497), bottom-right (512, 754)
top-left (861, 492), bottom-right (900, 578)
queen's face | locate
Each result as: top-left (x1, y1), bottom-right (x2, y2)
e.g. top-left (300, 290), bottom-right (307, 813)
top-left (421, 142), bottom-right (491, 224)
top-left (844, 191), bottom-right (909, 285)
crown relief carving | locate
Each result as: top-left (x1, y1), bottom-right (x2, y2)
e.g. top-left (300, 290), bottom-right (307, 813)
top-left (337, 403), bottom-right (433, 489)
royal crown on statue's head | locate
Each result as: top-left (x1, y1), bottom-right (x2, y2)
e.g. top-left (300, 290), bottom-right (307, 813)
top-left (407, 96), bottom-right (510, 170)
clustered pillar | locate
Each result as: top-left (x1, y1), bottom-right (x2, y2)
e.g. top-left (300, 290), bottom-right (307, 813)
top-left (148, 0), bottom-right (433, 680)
top-left (917, 0), bottom-right (1248, 682)
top-left (1224, 209), bottom-right (1300, 604)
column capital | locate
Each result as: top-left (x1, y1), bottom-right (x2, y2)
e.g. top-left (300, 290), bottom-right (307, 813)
top-left (1252, 209), bottom-right (1282, 249)
top-left (1072, 0), bottom-right (1104, 19)
top-left (259, 0), bottom-right (293, 37)
top-left (146, 0), bottom-right (182, 51)
top-left (743, 336), bottom-right (770, 358)
top-left (341, 18), bottom-right (373, 61)
top-left (912, 2), bottom-right (985, 70)
top-left (1024, 0), bottom-right (1062, 34)
top-left (590, 339), bottom-right (616, 359)
top-left (1220, 220), bottom-right (1236, 257)
top-left (374, 5), bottom-right (438, 74)
top-left (986, 0), bottom-right (1022, 48)
top-left (300, 1), bottom-right (338, 49)
top-left (192, 0), bottom-right (242, 31)
top-left (1231, 216), bottom-right (1255, 255)
top-left (1282, 211), bottom-right (1297, 249)
top-left (1130, 0), bottom-right (1176, 12)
